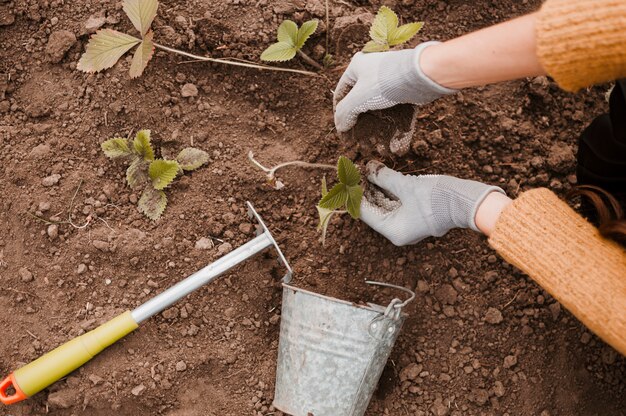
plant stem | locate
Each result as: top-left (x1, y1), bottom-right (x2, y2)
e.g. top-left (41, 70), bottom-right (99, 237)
top-left (153, 43), bottom-right (318, 76)
top-left (297, 50), bottom-right (323, 70)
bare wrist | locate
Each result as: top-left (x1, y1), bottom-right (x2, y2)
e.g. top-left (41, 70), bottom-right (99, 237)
top-left (475, 192), bottom-right (513, 236)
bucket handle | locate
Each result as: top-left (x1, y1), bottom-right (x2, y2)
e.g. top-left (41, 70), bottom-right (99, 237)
top-left (365, 281), bottom-right (416, 310)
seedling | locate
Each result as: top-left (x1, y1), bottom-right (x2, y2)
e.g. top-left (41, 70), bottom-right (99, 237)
top-left (316, 157), bottom-right (363, 244)
top-left (363, 6), bottom-right (423, 52)
top-left (102, 130), bottom-right (209, 220)
top-left (248, 152), bottom-right (362, 245)
top-left (261, 19), bottom-right (322, 70)
top-left (77, 0), bottom-right (316, 78)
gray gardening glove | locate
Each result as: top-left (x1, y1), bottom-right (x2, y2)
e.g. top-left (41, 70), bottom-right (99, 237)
top-left (333, 41), bottom-right (457, 133)
top-left (361, 161), bottom-right (505, 246)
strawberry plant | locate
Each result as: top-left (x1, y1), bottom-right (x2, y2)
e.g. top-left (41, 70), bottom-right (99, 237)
top-left (363, 6), bottom-right (424, 53)
top-left (102, 130), bottom-right (209, 220)
top-left (261, 19), bottom-right (322, 69)
top-left (249, 152), bottom-right (362, 244)
top-left (316, 157), bottom-right (363, 244)
top-left (78, 0), bottom-right (316, 78)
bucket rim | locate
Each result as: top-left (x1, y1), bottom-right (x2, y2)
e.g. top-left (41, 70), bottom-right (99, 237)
top-left (282, 283), bottom-right (409, 317)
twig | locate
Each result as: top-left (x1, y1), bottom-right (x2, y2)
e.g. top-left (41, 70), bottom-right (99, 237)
top-left (67, 180), bottom-right (92, 229)
top-left (153, 42), bottom-right (318, 77)
top-left (5, 287), bottom-right (40, 299)
top-left (25, 330), bottom-right (39, 340)
top-left (503, 290), bottom-right (521, 309)
top-left (248, 151), bottom-right (335, 180)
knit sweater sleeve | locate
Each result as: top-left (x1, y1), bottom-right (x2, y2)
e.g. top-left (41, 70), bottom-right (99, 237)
top-left (488, 188), bottom-right (626, 356)
top-left (536, 0), bottom-right (626, 92)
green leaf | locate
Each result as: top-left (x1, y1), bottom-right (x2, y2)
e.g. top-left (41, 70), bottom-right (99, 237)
top-left (362, 40), bottom-right (388, 53)
top-left (295, 19), bottom-right (318, 49)
top-left (77, 29), bottom-right (141, 73)
top-left (176, 147), bottom-right (209, 171)
top-left (133, 129), bottom-right (154, 161)
top-left (346, 184), bottom-right (363, 219)
top-left (149, 159), bottom-right (179, 190)
top-left (138, 186), bottom-right (167, 220)
top-left (321, 176), bottom-right (328, 197)
top-left (337, 156), bottom-right (360, 187)
top-left (316, 204), bottom-right (336, 246)
top-left (129, 31), bottom-right (155, 78)
top-left (123, 0), bottom-right (158, 36)
top-left (388, 22), bottom-right (423, 46)
top-left (126, 157), bottom-right (149, 189)
top-left (260, 41), bottom-right (297, 62)
top-left (369, 6), bottom-right (398, 44)
top-left (277, 20), bottom-right (298, 45)
top-left (318, 183), bottom-right (348, 211)
top-left (101, 137), bottom-right (132, 158)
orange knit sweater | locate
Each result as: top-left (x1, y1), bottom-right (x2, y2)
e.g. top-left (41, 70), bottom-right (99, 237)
top-left (488, 0), bottom-right (626, 355)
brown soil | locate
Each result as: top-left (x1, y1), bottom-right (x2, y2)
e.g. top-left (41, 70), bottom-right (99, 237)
top-left (1, 1), bottom-right (624, 416)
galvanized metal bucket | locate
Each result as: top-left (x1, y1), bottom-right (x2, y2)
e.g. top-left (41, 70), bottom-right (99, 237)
top-left (273, 281), bottom-right (415, 416)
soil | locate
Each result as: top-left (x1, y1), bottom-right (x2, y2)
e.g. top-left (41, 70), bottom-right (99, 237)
top-left (1, 1), bottom-right (625, 416)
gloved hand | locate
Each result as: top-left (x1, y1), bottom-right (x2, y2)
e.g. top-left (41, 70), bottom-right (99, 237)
top-left (361, 161), bottom-right (505, 246)
top-left (333, 41), bottom-right (456, 133)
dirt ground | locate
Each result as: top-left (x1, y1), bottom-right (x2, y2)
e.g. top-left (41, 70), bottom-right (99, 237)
top-left (0, 0), bottom-right (625, 415)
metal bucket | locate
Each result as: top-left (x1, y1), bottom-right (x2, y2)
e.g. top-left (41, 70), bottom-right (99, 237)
top-left (273, 281), bottom-right (415, 416)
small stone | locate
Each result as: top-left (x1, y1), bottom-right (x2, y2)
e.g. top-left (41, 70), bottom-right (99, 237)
top-left (175, 361), bottom-right (187, 372)
top-left (484, 307), bottom-right (503, 324)
top-left (417, 280), bottom-right (429, 293)
top-left (399, 363), bottom-right (422, 381)
top-left (435, 284), bottom-right (458, 305)
top-left (547, 143), bottom-right (575, 173)
top-left (84, 13), bottom-right (106, 33)
top-left (88, 374), bottom-right (104, 385)
top-left (77, 263), bottom-right (87, 274)
top-left (131, 384), bottom-right (146, 396)
top-left (238, 223), bottom-right (253, 234)
top-left (39, 201), bottom-right (51, 212)
top-left (469, 388), bottom-right (489, 406)
top-left (30, 144), bottom-right (51, 158)
top-left (181, 83), bottom-right (198, 97)
top-left (580, 332), bottom-right (591, 344)
top-left (47, 389), bottom-right (75, 409)
top-left (46, 30), bottom-right (77, 63)
top-left (431, 398), bottom-right (449, 416)
top-left (217, 242), bottom-right (233, 255)
top-left (162, 306), bottom-right (179, 320)
top-left (92, 240), bottom-right (109, 251)
top-left (548, 302), bottom-right (561, 320)
top-left (19, 267), bottom-right (34, 282)
top-left (47, 224), bottom-right (59, 240)
top-left (42, 174), bottom-right (61, 187)
top-left (0, 5), bottom-right (15, 26)
top-left (494, 380), bottom-right (505, 397)
top-left (224, 307), bottom-right (236, 319)
top-left (503, 355), bottom-right (517, 369)
top-left (194, 237), bottom-right (214, 250)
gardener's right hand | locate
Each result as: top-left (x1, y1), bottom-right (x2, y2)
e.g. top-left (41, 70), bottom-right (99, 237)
top-left (333, 41), bottom-right (457, 133)
top-left (360, 161), bottom-right (505, 246)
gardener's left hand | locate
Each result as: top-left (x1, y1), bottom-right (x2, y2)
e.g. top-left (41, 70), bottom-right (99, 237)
top-left (333, 42), bottom-right (456, 133)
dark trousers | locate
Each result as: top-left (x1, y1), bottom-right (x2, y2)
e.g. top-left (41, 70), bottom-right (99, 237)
top-left (577, 80), bottom-right (626, 205)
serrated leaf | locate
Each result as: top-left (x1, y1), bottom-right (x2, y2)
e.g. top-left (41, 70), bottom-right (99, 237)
top-left (149, 159), bottom-right (179, 190)
top-left (388, 22), bottom-right (423, 46)
top-left (319, 183), bottom-right (348, 211)
top-left (277, 20), bottom-right (298, 45)
top-left (129, 31), bottom-right (155, 78)
top-left (346, 184), bottom-right (363, 219)
top-left (123, 0), bottom-right (158, 36)
top-left (295, 19), bottom-right (318, 49)
top-left (362, 40), bottom-right (388, 53)
top-left (316, 204), bottom-right (336, 246)
top-left (133, 129), bottom-right (154, 161)
top-left (138, 186), bottom-right (166, 220)
top-left (337, 156), bottom-right (360, 187)
top-left (77, 29), bottom-right (141, 73)
top-left (126, 157), bottom-right (149, 189)
top-left (260, 41), bottom-right (297, 62)
top-left (370, 6), bottom-right (398, 44)
top-left (176, 147), bottom-right (209, 171)
top-left (321, 176), bottom-right (328, 197)
top-left (101, 137), bottom-right (132, 158)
